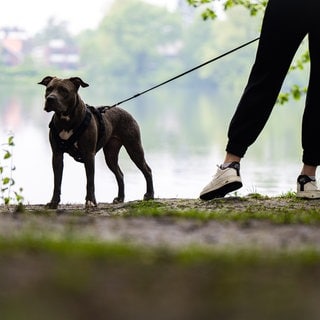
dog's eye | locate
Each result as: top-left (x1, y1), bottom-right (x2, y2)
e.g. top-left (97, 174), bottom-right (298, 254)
top-left (45, 86), bottom-right (53, 95)
top-left (59, 87), bottom-right (69, 97)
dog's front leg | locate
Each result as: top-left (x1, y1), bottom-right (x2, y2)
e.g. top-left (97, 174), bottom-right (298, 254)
top-left (84, 154), bottom-right (97, 208)
top-left (47, 152), bottom-right (64, 209)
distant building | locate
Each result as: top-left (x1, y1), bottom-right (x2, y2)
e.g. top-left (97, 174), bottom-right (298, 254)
top-left (47, 39), bottom-right (79, 69)
top-left (32, 39), bottom-right (80, 70)
top-left (0, 26), bottom-right (80, 70)
top-left (0, 27), bottom-right (28, 66)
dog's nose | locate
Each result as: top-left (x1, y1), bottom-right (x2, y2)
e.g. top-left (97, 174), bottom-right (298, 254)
top-left (46, 95), bottom-right (57, 104)
top-left (44, 95), bottom-right (57, 112)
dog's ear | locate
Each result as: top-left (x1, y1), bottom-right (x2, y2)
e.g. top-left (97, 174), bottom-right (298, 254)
top-left (38, 76), bottom-right (55, 86)
top-left (69, 77), bottom-right (89, 90)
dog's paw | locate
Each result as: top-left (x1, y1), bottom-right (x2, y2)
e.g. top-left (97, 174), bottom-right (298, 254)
top-left (113, 197), bottom-right (124, 204)
top-left (45, 202), bottom-right (59, 209)
top-left (85, 200), bottom-right (97, 209)
top-left (143, 193), bottom-right (154, 201)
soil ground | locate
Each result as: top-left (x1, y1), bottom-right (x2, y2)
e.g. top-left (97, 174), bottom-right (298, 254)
top-left (1, 196), bottom-right (320, 320)
top-left (1, 196), bottom-right (320, 250)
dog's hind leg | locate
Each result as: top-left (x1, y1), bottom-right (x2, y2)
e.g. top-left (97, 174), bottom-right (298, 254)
top-left (124, 141), bottom-right (154, 201)
top-left (103, 138), bottom-right (125, 203)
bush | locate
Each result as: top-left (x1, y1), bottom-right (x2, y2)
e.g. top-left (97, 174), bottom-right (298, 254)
top-left (0, 135), bottom-right (24, 207)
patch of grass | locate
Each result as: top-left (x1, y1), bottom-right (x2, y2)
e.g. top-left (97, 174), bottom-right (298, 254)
top-left (246, 193), bottom-right (270, 199)
top-left (5, 206), bottom-right (88, 217)
top-left (4, 196), bottom-right (320, 225)
top-left (124, 203), bottom-right (320, 225)
top-left (0, 235), bottom-right (143, 261)
top-left (279, 190), bottom-right (298, 199)
top-left (0, 233), bottom-right (320, 266)
top-left (127, 206), bottom-right (207, 220)
top-left (17, 198), bottom-right (316, 225)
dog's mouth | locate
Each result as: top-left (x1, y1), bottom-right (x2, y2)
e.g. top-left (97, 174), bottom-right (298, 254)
top-left (44, 104), bottom-right (54, 112)
top-left (44, 95), bottom-right (57, 112)
top-left (44, 97), bottom-right (68, 115)
top-left (45, 105), bottom-right (71, 121)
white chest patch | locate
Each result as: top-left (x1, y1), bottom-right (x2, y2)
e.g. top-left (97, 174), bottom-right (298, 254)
top-left (60, 115), bottom-right (71, 121)
top-left (59, 129), bottom-right (74, 140)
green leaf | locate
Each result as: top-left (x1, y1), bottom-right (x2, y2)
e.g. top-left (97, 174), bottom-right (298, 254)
top-left (3, 150), bottom-right (11, 159)
top-left (8, 136), bottom-right (15, 146)
top-left (277, 93), bottom-right (289, 105)
top-left (2, 177), bottom-right (11, 185)
top-left (14, 191), bottom-right (24, 202)
top-left (202, 8), bottom-right (218, 20)
top-left (0, 135), bottom-right (23, 205)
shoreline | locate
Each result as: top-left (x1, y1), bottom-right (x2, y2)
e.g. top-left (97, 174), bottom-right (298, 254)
top-left (1, 196), bottom-right (320, 251)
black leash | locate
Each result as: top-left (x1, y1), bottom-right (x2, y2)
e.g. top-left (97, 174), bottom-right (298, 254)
top-left (110, 37), bottom-right (260, 108)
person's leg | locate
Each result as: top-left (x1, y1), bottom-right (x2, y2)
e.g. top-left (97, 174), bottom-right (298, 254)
top-left (301, 165), bottom-right (316, 177)
top-left (226, 0), bottom-right (307, 157)
top-left (301, 26), bottom-right (320, 167)
top-left (200, 0), bottom-right (307, 200)
top-left (297, 5), bottom-right (320, 198)
top-left (223, 153), bottom-right (240, 164)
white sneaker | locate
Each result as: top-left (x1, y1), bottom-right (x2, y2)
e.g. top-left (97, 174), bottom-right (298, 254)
top-left (296, 175), bottom-right (320, 199)
top-left (200, 162), bottom-right (243, 200)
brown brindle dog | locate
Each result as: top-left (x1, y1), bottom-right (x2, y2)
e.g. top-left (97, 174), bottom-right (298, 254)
top-left (38, 76), bottom-right (154, 209)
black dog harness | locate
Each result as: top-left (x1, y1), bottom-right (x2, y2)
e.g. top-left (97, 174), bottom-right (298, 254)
top-left (49, 105), bottom-right (107, 163)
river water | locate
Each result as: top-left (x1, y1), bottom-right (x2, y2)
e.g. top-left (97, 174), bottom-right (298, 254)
top-left (0, 84), bottom-right (306, 205)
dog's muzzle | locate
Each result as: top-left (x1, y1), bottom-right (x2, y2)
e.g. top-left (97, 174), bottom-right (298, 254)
top-left (44, 95), bottom-right (61, 112)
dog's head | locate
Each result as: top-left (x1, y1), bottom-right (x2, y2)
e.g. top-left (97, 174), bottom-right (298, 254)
top-left (38, 76), bottom-right (89, 115)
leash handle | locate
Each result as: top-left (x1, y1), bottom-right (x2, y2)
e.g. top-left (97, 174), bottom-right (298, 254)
top-left (111, 37), bottom-right (260, 108)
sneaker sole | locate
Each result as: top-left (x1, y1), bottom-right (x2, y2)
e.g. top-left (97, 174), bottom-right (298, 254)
top-left (200, 181), bottom-right (243, 200)
top-left (296, 191), bottom-right (320, 199)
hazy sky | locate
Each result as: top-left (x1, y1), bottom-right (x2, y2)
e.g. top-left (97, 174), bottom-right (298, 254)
top-left (0, 0), bottom-right (176, 35)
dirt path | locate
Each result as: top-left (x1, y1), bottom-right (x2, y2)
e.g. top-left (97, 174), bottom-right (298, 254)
top-left (1, 196), bottom-right (320, 251)
top-left (2, 197), bottom-right (320, 320)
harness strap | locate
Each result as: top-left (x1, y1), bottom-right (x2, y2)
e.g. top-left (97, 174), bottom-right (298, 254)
top-left (49, 109), bottom-right (92, 162)
top-left (86, 105), bottom-right (106, 151)
top-left (49, 106), bottom-right (107, 163)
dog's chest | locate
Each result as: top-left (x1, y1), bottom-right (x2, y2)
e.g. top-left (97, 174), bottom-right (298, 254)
top-left (59, 129), bottom-right (74, 140)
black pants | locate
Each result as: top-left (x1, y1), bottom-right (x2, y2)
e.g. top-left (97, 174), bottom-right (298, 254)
top-left (226, 0), bottom-right (320, 166)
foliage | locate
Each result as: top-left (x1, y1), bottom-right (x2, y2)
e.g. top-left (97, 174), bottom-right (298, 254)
top-left (277, 84), bottom-right (308, 105)
top-left (32, 17), bottom-right (76, 45)
top-left (0, 136), bottom-right (24, 207)
top-left (73, 0), bottom-right (264, 106)
top-left (1, 0), bottom-right (311, 108)
top-left (187, 0), bottom-right (268, 20)
top-left (186, 0), bottom-right (310, 103)
top-left (78, 0), bottom-right (184, 90)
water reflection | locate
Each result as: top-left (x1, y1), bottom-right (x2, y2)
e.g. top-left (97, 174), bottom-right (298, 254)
top-left (0, 85), bottom-right (305, 204)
